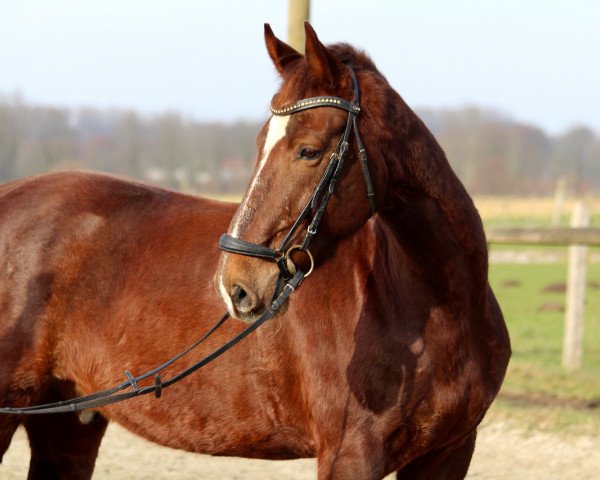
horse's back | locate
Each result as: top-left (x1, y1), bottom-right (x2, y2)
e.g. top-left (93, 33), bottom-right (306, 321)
top-left (0, 171), bottom-right (236, 401)
top-left (0, 170), bottom-right (236, 269)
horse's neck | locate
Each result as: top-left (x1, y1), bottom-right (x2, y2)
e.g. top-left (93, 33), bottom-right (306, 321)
top-left (378, 118), bottom-right (489, 310)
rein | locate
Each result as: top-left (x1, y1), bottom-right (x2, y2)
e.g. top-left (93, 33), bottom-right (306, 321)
top-left (219, 66), bottom-right (375, 281)
top-left (0, 271), bottom-right (305, 415)
top-left (0, 66), bottom-right (373, 416)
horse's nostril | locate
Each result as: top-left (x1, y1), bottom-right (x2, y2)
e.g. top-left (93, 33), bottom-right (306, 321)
top-left (231, 285), bottom-right (247, 302)
top-left (230, 284), bottom-right (256, 313)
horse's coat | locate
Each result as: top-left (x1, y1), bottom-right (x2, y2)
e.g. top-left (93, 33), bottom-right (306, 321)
top-left (217, 23), bottom-right (510, 479)
top-left (0, 23), bottom-right (509, 480)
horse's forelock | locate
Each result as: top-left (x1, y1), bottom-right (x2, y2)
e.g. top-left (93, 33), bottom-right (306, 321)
top-left (272, 43), bottom-right (376, 110)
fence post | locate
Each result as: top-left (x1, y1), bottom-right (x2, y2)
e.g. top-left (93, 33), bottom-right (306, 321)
top-left (287, 0), bottom-right (310, 53)
top-left (562, 201), bottom-right (590, 371)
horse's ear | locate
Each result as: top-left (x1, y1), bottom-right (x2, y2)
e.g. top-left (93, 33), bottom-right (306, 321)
top-left (264, 23), bottom-right (302, 76)
top-left (304, 22), bottom-right (343, 87)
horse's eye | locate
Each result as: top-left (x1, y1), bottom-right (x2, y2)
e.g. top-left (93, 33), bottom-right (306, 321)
top-left (297, 147), bottom-right (321, 160)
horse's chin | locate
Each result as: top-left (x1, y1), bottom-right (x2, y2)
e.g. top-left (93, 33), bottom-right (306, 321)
top-left (235, 302), bottom-right (290, 324)
top-left (234, 310), bottom-right (264, 324)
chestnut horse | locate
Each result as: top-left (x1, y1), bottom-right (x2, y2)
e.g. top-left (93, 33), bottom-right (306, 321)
top-left (216, 23), bottom-right (510, 479)
top-left (0, 23), bottom-right (509, 480)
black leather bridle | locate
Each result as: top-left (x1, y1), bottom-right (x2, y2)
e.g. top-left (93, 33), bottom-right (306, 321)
top-left (219, 66), bottom-right (375, 283)
top-left (0, 66), bottom-right (375, 416)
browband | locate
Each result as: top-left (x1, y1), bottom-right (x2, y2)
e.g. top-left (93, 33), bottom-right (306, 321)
top-left (271, 96), bottom-right (360, 116)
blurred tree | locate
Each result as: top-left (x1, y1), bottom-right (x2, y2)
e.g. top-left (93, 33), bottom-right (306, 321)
top-left (0, 97), bottom-right (597, 196)
top-left (587, 138), bottom-right (600, 190)
top-left (505, 124), bottom-right (551, 192)
top-left (117, 111), bottom-right (143, 177)
top-left (551, 126), bottom-right (596, 195)
top-left (0, 95), bottom-right (23, 181)
top-left (422, 107), bottom-right (553, 195)
top-left (151, 113), bottom-right (189, 188)
top-left (21, 106), bottom-right (77, 175)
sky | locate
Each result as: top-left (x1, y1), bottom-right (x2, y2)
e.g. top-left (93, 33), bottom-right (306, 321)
top-left (0, 0), bottom-right (598, 134)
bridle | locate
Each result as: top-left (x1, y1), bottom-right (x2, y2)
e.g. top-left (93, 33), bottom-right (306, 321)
top-left (0, 66), bottom-right (375, 416)
top-left (219, 66), bottom-right (375, 284)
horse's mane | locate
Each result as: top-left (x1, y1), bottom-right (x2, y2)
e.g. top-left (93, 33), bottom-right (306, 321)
top-left (327, 43), bottom-right (377, 72)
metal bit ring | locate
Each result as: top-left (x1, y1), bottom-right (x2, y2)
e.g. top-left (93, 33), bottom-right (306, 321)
top-left (285, 245), bottom-right (315, 278)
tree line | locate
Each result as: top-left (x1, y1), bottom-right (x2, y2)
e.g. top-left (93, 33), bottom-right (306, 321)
top-left (419, 107), bottom-right (599, 195)
top-left (1, 94), bottom-right (598, 196)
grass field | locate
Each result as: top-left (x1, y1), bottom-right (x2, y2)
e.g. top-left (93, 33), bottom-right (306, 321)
top-left (482, 196), bottom-right (600, 434)
top-left (475, 195), bottom-right (600, 228)
top-left (490, 264), bottom-right (600, 389)
top-left (487, 262), bottom-right (600, 433)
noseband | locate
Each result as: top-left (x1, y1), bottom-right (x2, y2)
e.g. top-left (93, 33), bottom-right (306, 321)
top-left (220, 66), bottom-right (375, 286)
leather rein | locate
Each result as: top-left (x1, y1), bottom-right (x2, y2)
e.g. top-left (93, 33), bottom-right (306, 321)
top-left (0, 66), bottom-right (373, 416)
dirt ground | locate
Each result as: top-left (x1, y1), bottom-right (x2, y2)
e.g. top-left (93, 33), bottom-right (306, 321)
top-left (2, 418), bottom-right (599, 479)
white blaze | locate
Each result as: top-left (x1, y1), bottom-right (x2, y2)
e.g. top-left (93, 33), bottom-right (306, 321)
top-left (229, 115), bottom-right (289, 237)
top-left (218, 260), bottom-right (236, 314)
top-left (218, 115), bottom-right (289, 314)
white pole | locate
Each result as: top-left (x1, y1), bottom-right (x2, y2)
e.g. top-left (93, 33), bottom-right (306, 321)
top-left (562, 201), bottom-right (590, 371)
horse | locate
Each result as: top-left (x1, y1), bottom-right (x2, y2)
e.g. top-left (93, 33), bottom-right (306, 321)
top-left (216, 23), bottom-right (510, 479)
top-left (0, 23), bottom-right (510, 480)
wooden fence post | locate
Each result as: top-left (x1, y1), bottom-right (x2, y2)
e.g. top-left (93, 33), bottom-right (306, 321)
top-left (562, 201), bottom-right (590, 371)
top-left (287, 0), bottom-right (310, 53)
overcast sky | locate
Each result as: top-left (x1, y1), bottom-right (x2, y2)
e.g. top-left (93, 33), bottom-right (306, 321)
top-left (1, 1), bottom-right (598, 134)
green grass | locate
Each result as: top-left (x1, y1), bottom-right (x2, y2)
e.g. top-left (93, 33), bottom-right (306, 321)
top-left (488, 262), bottom-right (600, 432)
top-left (483, 212), bottom-right (600, 230)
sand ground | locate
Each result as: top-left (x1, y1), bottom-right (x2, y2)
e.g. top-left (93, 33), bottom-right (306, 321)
top-left (1, 417), bottom-right (599, 479)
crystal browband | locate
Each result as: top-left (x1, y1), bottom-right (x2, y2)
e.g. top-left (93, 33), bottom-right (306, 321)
top-left (271, 96), bottom-right (360, 116)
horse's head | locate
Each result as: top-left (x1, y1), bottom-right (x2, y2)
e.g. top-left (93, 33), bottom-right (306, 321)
top-left (216, 23), bottom-right (390, 322)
